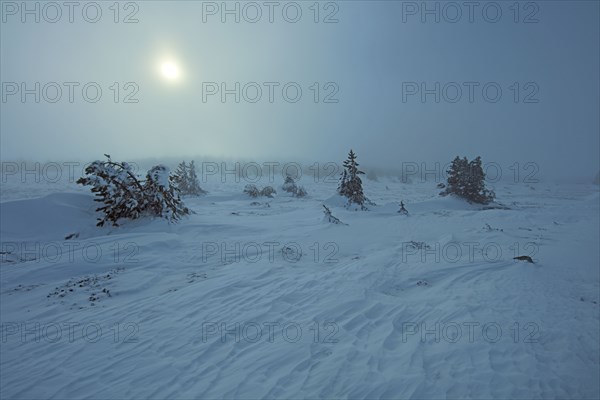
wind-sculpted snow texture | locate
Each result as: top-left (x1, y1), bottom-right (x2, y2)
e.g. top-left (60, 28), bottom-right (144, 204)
top-left (1, 178), bottom-right (598, 399)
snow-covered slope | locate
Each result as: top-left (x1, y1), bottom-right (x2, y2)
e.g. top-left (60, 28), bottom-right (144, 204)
top-left (1, 180), bottom-right (598, 399)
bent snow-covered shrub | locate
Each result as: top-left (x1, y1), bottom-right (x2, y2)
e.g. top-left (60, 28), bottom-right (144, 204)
top-left (244, 184), bottom-right (277, 198)
top-left (77, 155), bottom-right (189, 227)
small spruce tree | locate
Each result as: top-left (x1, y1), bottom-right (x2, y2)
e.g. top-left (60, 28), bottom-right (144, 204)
top-left (187, 161), bottom-right (206, 195)
top-left (173, 160), bottom-right (206, 196)
top-left (338, 149), bottom-right (369, 209)
top-left (444, 156), bottom-right (469, 198)
top-left (173, 161), bottom-right (190, 194)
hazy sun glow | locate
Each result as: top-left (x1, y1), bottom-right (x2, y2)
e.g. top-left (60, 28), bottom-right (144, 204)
top-left (160, 61), bottom-right (180, 81)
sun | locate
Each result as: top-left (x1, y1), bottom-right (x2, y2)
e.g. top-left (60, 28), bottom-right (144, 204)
top-left (160, 61), bottom-right (181, 81)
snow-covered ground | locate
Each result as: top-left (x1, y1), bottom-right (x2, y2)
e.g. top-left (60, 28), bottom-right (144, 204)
top-left (1, 173), bottom-right (599, 399)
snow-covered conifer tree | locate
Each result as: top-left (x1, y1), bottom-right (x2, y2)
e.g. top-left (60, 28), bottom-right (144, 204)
top-left (187, 161), bottom-right (206, 195)
top-left (78, 155), bottom-right (189, 226)
top-left (338, 149), bottom-right (368, 209)
top-left (173, 161), bottom-right (190, 194)
top-left (143, 165), bottom-right (190, 222)
top-left (441, 156), bottom-right (494, 204)
top-left (173, 160), bottom-right (206, 196)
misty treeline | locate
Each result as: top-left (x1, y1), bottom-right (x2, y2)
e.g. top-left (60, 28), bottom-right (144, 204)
top-left (77, 152), bottom-right (496, 227)
top-left (335, 150), bottom-right (494, 209)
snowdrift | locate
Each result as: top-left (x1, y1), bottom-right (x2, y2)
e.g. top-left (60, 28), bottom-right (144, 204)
top-left (1, 180), bottom-right (598, 399)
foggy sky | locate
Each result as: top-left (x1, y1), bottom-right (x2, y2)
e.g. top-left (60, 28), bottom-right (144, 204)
top-left (1, 1), bottom-right (599, 179)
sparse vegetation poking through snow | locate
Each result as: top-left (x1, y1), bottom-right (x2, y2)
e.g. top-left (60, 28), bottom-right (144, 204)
top-left (338, 149), bottom-right (370, 210)
top-left (514, 255), bottom-right (534, 263)
top-left (441, 156), bottom-right (495, 205)
top-left (244, 184), bottom-right (277, 198)
top-left (244, 184), bottom-right (260, 197)
top-left (260, 186), bottom-right (277, 198)
top-left (323, 205), bottom-right (346, 225)
top-left (282, 175), bottom-right (308, 197)
top-left (282, 245), bottom-right (302, 262)
top-left (483, 223), bottom-right (503, 232)
top-left (77, 155), bottom-right (189, 227)
top-left (173, 160), bottom-right (206, 196)
top-left (398, 201), bottom-right (408, 215)
top-left (294, 186), bottom-right (307, 198)
top-left (46, 267), bottom-right (124, 308)
top-left (406, 241), bottom-right (430, 250)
